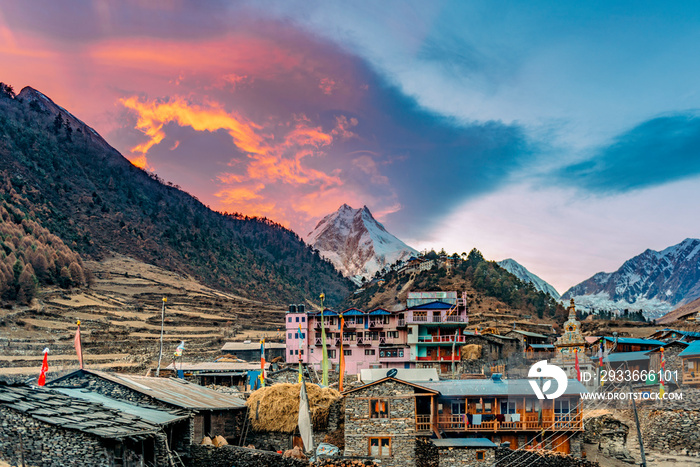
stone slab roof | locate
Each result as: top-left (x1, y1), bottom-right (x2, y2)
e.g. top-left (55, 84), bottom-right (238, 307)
top-left (0, 384), bottom-right (160, 440)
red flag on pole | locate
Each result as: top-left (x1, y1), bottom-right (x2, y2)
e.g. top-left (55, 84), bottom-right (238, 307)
top-left (74, 320), bottom-right (84, 369)
top-left (38, 347), bottom-right (49, 386)
top-left (575, 348), bottom-right (581, 381)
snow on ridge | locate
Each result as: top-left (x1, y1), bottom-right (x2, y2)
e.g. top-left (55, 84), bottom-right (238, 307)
top-left (497, 258), bottom-right (560, 299)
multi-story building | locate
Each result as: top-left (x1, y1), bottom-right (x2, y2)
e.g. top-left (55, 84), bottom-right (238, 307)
top-left (284, 292), bottom-right (469, 375)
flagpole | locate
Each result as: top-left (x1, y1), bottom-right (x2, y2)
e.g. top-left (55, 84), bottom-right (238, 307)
top-left (156, 297), bottom-right (166, 377)
top-left (320, 293), bottom-right (328, 386)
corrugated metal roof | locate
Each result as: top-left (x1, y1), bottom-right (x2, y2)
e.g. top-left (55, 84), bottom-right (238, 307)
top-left (408, 301), bottom-right (455, 310)
top-left (368, 308), bottom-right (391, 315)
top-left (418, 378), bottom-right (587, 397)
top-left (221, 342), bottom-right (285, 351)
top-left (527, 344), bottom-right (555, 350)
top-left (600, 337), bottom-right (665, 346)
top-left (507, 330), bottom-right (549, 338)
top-left (0, 385), bottom-right (160, 439)
top-left (680, 341), bottom-right (700, 357)
top-left (165, 362), bottom-right (270, 372)
top-left (53, 388), bottom-right (188, 425)
top-left (594, 350), bottom-right (651, 363)
top-left (341, 309), bottom-right (365, 316)
top-left (432, 438), bottom-right (497, 448)
top-left (87, 370), bottom-right (246, 410)
top-left (360, 368), bottom-right (439, 383)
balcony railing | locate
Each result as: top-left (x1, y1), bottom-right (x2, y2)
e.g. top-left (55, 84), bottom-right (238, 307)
top-left (418, 335), bottom-right (466, 343)
top-left (415, 355), bottom-right (459, 361)
top-left (444, 315), bottom-right (467, 323)
top-left (369, 320), bottom-right (385, 328)
top-left (411, 315), bottom-right (428, 322)
top-left (436, 414), bottom-right (583, 432)
top-left (683, 372), bottom-right (700, 386)
top-left (397, 319), bottom-right (406, 327)
top-left (416, 415), bottom-right (432, 432)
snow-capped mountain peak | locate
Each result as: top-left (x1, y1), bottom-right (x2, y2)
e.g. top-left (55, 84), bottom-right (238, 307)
top-left (562, 238), bottom-right (700, 319)
top-left (497, 258), bottom-right (560, 299)
top-left (306, 204), bottom-right (417, 281)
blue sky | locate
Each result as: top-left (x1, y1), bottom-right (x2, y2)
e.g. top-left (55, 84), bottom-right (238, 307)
top-left (2, 0), bottom-right (700, 292)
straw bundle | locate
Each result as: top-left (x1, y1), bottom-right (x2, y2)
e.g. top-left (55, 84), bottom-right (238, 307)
top-left (246, 383), bottom-right (342, 433)
top-left (461, 344), bottom-right (482, 360)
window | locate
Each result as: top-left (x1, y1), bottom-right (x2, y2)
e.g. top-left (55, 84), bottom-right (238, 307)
top-left (344, 349), bottom-right (352, 356)
top-left (295, 332), bottom-right (299, 339)
top-left (399, 349), bottom-right (404, 357)
top-left (290, 350), bottom-right (293, 355)
top-left (294, 349), bottom-right (299, 355)
top-left (475, 398), bottom-right (494, 413)
top-left (328, 350), bottom-right (336, 359)
top-left (369, 437), bottom-right (391, 457)
top-left (365, 349), bottom-right (375, 356)
top-left (555, 400), bottom-right (570, 420)
top-left (525, 399), bottom-right (541, 412)
top-left (501, 401), bottom-right (516, 414)
top-left (476, 450), bottom-right (485, 460)
top-left (370, 400), bottom-right (389, 419)
top-left (388, 331), bottom-right (399, 339)
top-left (288, 333), bottom-right (292, 339)
top-left (295, 316), bottom-right (299, 322)
top-left (357, 317), bottom-right (364, 324)
top-left (310, 348), bottom-right (314, 354)
top-left (451, 401), bottom-right (466, 415)
top-left (408, 328), bottom-right (413, 334)
top-left (301, 333), bottom-right (305, 339)
top-left (301, 316), bottom-right (305, 322)
top-left (300, 350), bottom-right (304, 355)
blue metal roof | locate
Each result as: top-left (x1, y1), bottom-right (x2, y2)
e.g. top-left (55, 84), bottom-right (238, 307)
top-left (680, 341), bottom-right (700, 357)
top-left (418, 378), bottom-right (587, 397)
top-left (508, 330), bottom-right (549, 338)
top-left (593, 350), bottom-right (651, 363)
top-left (312, 309), bottom-right (338, 316)
top-left (432, 438), bottom-right (497, 448)
top-left (341, 309), bottom-right (365, 316)
top-left (408, 301), bottom-right (455, 310)
top-left (369, 308), bottom-right (391, 315)
top-left (599, 337), bottom-right (665, 346)
top-left (527, 344), bottom-right (555, 350)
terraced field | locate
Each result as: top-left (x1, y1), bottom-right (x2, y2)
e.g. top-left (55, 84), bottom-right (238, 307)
top-left (0, 254), bottom-right (288, 380)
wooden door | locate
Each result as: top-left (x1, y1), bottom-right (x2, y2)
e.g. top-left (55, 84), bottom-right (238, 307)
top-left (552, 434), bottom-right (570, 454)
top-left (500, 434), bottom-right (518, 449)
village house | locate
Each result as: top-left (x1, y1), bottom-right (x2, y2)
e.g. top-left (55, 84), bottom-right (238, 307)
top-left (505, 329), bottom-right (551, 349)
top-left (162, 360), bottom-right (272, 390)
top-left (0, 384), bottom-right (177, 466)
top-left (680, 340), bottom-right (700, 387)
top-left (343, 375), bottom-right (587, 466)
top-left (595, 336), bottom-right (664, 353)
top-left (649, 328), bottom-right (700, 343)
top-left (221, 341), bottom-right (286, 362)
top-left (47, 369), bottom-right (246, 445)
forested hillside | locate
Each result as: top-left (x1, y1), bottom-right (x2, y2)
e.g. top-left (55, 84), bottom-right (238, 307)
top-left (0, 84), bottom-right (353, 305)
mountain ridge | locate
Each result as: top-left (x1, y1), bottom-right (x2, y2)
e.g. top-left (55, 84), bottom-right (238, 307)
top-left (497, 258), bottom-right (560, 299)
top-left (0, 84), bottom-right (353, 305)
top-left (306, 203), bottom-right (417, 281)
top-left (562, 238), bottom-right (700, 318)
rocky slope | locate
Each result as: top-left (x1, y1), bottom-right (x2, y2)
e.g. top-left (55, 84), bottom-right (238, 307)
top-left (497, 258), bottom-right (560, 299)
top-left (306, 204), bottom-right (417, 282)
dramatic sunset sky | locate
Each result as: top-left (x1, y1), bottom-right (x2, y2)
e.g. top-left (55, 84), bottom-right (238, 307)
top-left (2, 1), bottom-right (700, 293)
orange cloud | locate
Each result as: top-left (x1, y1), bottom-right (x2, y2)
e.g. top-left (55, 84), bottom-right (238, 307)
top-left (120, 96), bottom-right (267, 156)
top-left (319, 77), bottom-right (336, 95)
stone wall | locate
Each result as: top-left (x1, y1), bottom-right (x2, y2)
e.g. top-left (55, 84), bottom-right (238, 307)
top-left (638, 388), bottom-right (700, 456)
top-left (344, 380), bottom-right (417, 467)
top-left (0, 406), bottom-right (115, 466)
top-left (438, 447), bottom-right (495, 467)
top-left (190, 444), bottom-right (308, 467)
top-left (583, 414), bottom-right (634, 464)
top-left (494, 446), bottom-right (599, 467)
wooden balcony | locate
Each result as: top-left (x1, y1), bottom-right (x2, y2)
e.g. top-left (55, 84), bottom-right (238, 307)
top-left (683, 372), bottom-right (700, 386)
top-left (418, 335), bottom-right (466, 343)
top-left (416, 414), bottom-right (432, 432)
top-left (415, 355), bottom-right (459, 362)
top-left (436, 413), bottom-right (583, 432)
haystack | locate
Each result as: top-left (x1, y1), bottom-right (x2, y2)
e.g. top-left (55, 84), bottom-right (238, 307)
top-left (246, 383), bottom-right (341, 433)
top-left (461, 344), bottom-right (482, 360)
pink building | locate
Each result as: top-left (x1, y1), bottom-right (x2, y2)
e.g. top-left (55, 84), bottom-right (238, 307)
top-left (285, 293), bottom-right (469, 376)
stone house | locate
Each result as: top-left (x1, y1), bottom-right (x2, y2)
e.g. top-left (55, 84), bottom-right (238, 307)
top-left (680, 341), bottom-right (700, 387)
top-left (48, 369), bottom-right (246, 447)
top-left (432, 438), bottom-right (497, 466)
top-left (0, 384), bottom-right (173, 466)
top-left (343, 377), bottom-right (439, 467)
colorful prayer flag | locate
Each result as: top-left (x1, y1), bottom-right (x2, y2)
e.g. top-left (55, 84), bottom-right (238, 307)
top-left (38, 347), bottom-right (49, 386)
top-left (260, 339), bottom-right (266, 387)
top-left (298, 324), bottom-right (304, 383)
top-left (659, 347), bottom-right (666, 398)
top-left (339, 314), bottom-right (345, 392)
top-left (174, 340), bottom-right (185, 357)
top-left (575, 348), bottom-right (581, 381)
top-left (321, 311), bottom-right (329, 386)
top-left (298, 381), bottom-right (314, 452)
top-left (74, 321), bottom-right (83, 369)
